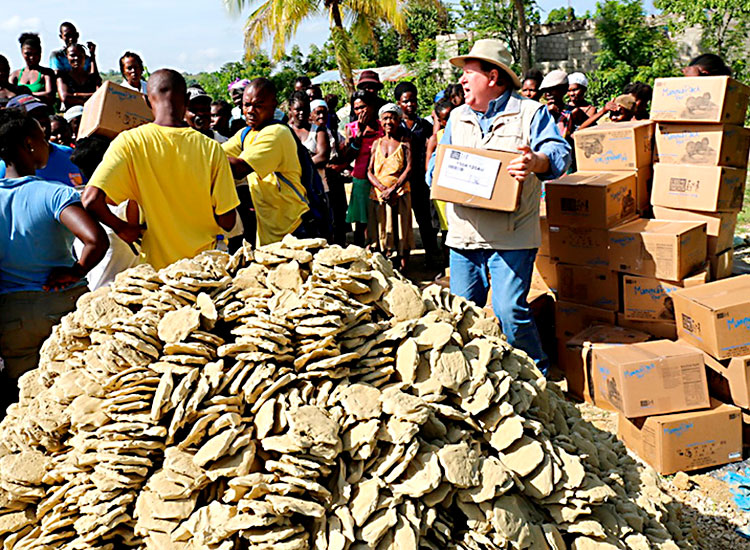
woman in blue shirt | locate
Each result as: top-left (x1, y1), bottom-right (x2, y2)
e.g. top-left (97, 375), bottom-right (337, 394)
top-left (0, 108), bottom-right (107, 412)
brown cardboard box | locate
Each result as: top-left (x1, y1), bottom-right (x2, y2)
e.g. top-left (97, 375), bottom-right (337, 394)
top-left (634, 164), bottom-right (653, 215)
top-left (548, 225), bottom-right (610, 268)
top-left (555, 300), bottom-right (616, 340)
top-left (78, 81), bottom-right (154, 140)
top-left (608, 219), bottom-right (707, 281)
top-left (592, 339), bottom-right (709, 418)
top-left (651, 164), bottom-right (746, 213)
top-left (539, 215), bottom-right (550, 256)
top-left (573, 120), bottom-right (655, 171)
top-left (556, 264), bottom-right (619, 311)
top-left (617, 314), bottom-right (677, 339)
top-left (655, 124), bottom-right (750, 168)
top-left (622, 270), bottom-right (708, 321)
top-left (672, 275), bottom-right (750, 359)
top-left (563, 324), bottom-right (651, 403)
top-left (533, 254), bottom-right (557, 295)
top-left (710, 248), bottom-right (734, 281)
top-left (652, 206), bottom-right (737, 257)
top-left (545, 172), bottom-right (638, 229)
top-left (617, 400), bottom-right (742, 474)
top-left (650, 76), bottom-right (750, 124)
top-left (431, 144), bottom-right (521, 212)
top-left (686, 341), bottom-right (750, 410)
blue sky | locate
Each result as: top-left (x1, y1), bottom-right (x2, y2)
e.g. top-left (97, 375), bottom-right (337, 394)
top-left (0, 1), bottom-right (651, 75)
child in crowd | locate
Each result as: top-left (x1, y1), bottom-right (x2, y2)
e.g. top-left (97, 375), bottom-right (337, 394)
top-left (49, 115), bottom-right (73, 148)
top-left (425, 97), bottom-right (454, 259)
top-left (367, 103), bottom-right (413, 270)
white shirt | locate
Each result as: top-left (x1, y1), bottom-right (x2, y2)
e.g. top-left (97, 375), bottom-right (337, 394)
top-left (121, 79), bottom-right (148, 94)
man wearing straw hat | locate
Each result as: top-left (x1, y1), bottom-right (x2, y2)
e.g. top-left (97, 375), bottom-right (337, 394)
top-left (431, 39), bottom-right (571, 375)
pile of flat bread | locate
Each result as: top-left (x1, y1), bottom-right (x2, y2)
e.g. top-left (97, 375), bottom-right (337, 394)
top-left (0, 237), bottom-right (693, 550)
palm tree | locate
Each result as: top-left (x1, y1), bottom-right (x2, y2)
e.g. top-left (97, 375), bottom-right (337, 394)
top-left (223, 0), bottom-right (436, 93)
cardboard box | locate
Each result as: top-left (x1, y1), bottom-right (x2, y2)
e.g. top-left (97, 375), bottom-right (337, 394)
top-left (539, 215), bottom-right (550, 256)
top-left (710, 248), bottom-right (734, 281)
top-left (431, 144), bottom-right (521, 212)
top-left (545, 172), bottom-right (638, 229)
top-left (533, 254), bottom-right (557, 294)
top-left (617, 314), bottom-right (677, 340)
top-left (548, 225), bottom-right (609, 268)
top-left (592, 339), bottom-right (709, 418)
top-left (556, 264), bottom-right (619, 311)
top-left (651, 164), bottom-right (746, 213)
top-left (78, 81), bottom-right (153, 140)
top-left (650, 76), bottom-right (750, 124)
top-left (573, 120), bottom-right (655, 171)
top-left (688, 341), bottom-right (750, 409)
top-left (562, 324), bottom-right (651, 403)
top-left (622, 270), bottom-right (708, 321)
top-left (634, 164), bottom-right (653, 215)
top-left (655, 124), bottom-right (750, 169)
top-left (555, 300), bottom-right (616, 340)
top-left (652, 206), bottom-right (737, 257)
top-left (608, 219), bottom-right (707, 281)
top-left (673, 275), bottom-right (750, 359)
top-left (617, 400), bottom-right (742, 474)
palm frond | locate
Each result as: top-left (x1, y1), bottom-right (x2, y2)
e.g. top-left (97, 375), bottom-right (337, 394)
top-left (242, 0), bottom-right (319, 60)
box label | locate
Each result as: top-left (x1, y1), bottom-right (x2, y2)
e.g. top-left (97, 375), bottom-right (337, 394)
top-left (437, 149), bottom-right (500, 199)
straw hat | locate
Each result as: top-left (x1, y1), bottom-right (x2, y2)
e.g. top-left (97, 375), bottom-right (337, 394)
top-left (449, 39), bottom-right (522, 88)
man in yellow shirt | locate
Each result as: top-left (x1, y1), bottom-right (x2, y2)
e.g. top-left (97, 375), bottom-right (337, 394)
top-left (82, 69), bottom-right (239, 270)
top-left (222, 78), bottom-right (309, 246)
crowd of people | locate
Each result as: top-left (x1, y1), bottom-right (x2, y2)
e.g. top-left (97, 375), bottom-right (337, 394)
top-left (0, 18), bottom-right (739, 410)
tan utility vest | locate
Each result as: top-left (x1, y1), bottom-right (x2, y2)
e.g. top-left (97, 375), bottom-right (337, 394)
top-left (445, 93), bottom-right (544, 250)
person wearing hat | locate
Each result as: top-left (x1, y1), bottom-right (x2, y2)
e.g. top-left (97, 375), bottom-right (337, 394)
top-left (0, 107), bottom-right (108, 409)
top-left (567, 72), bottom-right (596, 129)
top-left (578, 93), bottom-right (637, 129)
top-left (63, 104), bottom-right (84, 143)
top-left (350, 69), bottom-right (386, 122)
top-left (539, 69), bottom-right (573, 138)
top-left (428, 39), bottom-right (571, 375)
top-left (185, 85), bottom-right (226, 143)
top-left (0, 95), bottom-right (85, 187)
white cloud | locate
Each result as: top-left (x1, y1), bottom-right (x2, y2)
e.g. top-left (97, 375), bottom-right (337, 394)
top-left (0, 15), bottom-right (41, 33)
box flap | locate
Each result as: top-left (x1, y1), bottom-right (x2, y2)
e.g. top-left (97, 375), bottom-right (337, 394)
top-left (610, 218), bottom-right (706, 235)
top-left (546, 171), bottom-right (635, 188)
top-left (675, 275), bottom-right (750, 310)
top-left (594, 339), bottom-right (702, 366)
top-left (576, 120), bottom-right (655, 133)
top-left (567, 324), bottom-right (650, 347)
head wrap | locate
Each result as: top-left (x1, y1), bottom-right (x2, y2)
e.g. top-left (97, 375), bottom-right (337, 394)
top-left (310, 99), bottom-right (327, 112)
top-left (228, 78), bottom-right (251, 92)
top-left (568, 72), bottom-right (589, 88)
top-left (378, 103), bottom-right (403, 119)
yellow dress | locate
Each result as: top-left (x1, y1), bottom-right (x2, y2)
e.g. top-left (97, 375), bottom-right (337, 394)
top-left (433, 129), bottom-right (449, 231)
top-left (369, 140), bottom-right (409, 201)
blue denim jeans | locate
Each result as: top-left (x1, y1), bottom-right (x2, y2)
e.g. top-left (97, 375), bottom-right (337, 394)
top-left (449, 247), bottom-right (548, 375)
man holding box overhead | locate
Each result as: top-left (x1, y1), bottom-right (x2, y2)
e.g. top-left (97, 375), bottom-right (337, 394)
top-left (428, 39), bottom-right (571, 374)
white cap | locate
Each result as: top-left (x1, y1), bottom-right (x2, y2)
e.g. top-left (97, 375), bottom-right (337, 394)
top-left (568, 72), bottom-right (589, 88)
top-left (378, 103), bottom-right (403, 119)
top-left (63, 105), bottom-right (84, 121)
top-left (540, 70), bottom-right (569, 90)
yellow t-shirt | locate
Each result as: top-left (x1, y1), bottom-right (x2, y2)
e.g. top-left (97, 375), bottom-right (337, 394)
top-left (87, 123), bottom-right (240, 270)
top-left (222, 124), bottom-right (309, 246)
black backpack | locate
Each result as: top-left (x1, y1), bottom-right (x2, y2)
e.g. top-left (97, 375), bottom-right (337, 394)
top-left (241, 123), bottom-right (334, 242)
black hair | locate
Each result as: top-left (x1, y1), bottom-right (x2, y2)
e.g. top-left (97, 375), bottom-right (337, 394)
top-left (289, 90), bottom-right (310, 108)
top-left (623, 81), bottom-right (653, 102)
top-left (59, 21), bottom-right (77, 33)
top-left (351, 89), bottom-right (378, 108)
top-left (66, 43), bottom-right (85, 56)
top-left (394, 81), bottom-right (417, 101)
top-left (0, 108), bottom-right (38, 163)
top-left (119, 51), bottom-right (144, 76)
top-left (18, 33), bottom-right (41, 50)
top-left (294, 76), bottom-right (312, 88)
top-left (0, 54), bottom-right (9, 70)
top-left (70, 135), bottom-right (112, 180)
top-left (148, 68), bottom-right (187, 97)
top-left (435, 97), bottom-right (453, 114)
top-left (50, 114), bottom-right (69, 127)
top-left (211, 100), bottom-right (232, 116)
top-left (688, 53), bottom-right (732, 76)
top-left (522, 69), bottom-right (543, 86)
top-left (447, 83), bottom-right (464, 99)
top-left (307, 84), bottom-right (323, 100)
top-left (248, 77), bottom-right (277, 103)
top-left (325, 93), bottom-right (339, 109)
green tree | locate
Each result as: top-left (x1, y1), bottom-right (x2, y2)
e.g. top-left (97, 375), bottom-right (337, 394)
top-left (456, 0), bottom-right (540, 73)
top-left (194, 54), bottom-right (273, 101)
top-left (545, 6), bottom-right (576, 23)
top-left (587, 0), bottom-right (678, 105)
top-left (654, 0), bottom-right (750, 82)
top-left (223, 0), bottom-right (442, 93)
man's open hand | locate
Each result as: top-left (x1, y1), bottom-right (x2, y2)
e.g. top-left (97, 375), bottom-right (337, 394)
top-left (507, 145), bottom-right (550, 182)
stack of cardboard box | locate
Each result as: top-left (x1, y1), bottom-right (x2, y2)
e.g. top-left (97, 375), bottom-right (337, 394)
top-left (649, 76), bottom-right (750, 280)
top-left (591, 339), bottom-right (742, 474)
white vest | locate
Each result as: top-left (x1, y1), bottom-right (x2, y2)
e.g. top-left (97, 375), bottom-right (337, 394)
top-left (445, 93), bottom-right (544, 250)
